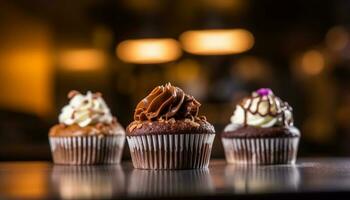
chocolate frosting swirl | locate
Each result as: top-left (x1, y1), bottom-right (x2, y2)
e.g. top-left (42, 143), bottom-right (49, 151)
top-left (134, 83), bottom-right (201, 121)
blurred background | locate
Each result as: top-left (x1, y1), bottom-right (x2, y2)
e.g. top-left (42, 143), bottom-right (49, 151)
top-left (0, 0), bottom-right (349, 161)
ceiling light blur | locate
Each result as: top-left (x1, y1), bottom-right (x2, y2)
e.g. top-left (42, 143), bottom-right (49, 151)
top-left (58, 49), bottom-right (107, 71)
top-left (116, 38), bottom-right (182, 64)
top-left (179, 29), bottom-right (254, 55)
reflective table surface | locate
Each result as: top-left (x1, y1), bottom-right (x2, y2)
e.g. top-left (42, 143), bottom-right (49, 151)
top-left (1, 158), bottom-right (350, 199)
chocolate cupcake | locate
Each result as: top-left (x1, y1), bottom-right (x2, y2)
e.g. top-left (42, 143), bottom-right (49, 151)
top-left (49, 91), bottom-right (125, 165)
top-left (126, 83), bottom-right (215, 169)
top-left (221, 88), bottom-right (300, 165)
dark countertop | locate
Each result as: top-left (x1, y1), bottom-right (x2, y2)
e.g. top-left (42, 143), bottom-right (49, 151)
top-left (1, 158), bottom-right (350, 199)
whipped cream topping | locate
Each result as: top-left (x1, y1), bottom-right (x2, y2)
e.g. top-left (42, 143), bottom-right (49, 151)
top-left (225, 88), bottom-right (293, 131)
top-left (59, 91), bottom-right (113, 127)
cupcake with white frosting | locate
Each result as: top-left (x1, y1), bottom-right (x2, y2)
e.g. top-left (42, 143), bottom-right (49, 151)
top-left (221, 88), bottom-right (300, 165)
top-left (49, 90), bottom-right (125, 165)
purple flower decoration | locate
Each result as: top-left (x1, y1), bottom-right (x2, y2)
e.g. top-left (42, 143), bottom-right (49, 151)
top-left (256, 88), bottom-right (272, 96)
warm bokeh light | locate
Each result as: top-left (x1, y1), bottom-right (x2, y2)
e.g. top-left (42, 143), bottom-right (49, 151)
top-left (116, 38), bottom-right (182, 64)
top-left (325, 26), bottom-right (349, 51)
top-left (58, 49), bottom-right (107, 71)
top-left (200, 0), bottom-right (247, 13)
top-left (301, 50), bottom-right (325, 75)
top-left (167, 59), bottom-right (201, 82)
top-left (232, 56), bottom-right (271, 82)
top-left (122, 0), bottom-right (163, 13)
top-left (0, 50), bottom-right (53, 116)
top-left (0, 163), bottom-right (49, 198)
top-left (179, 29), bottom-right (254, 55)
top-left (93, 26), bottom-right (114, 49)
top-left (0, 16), bottom-right (53, 116)
top-left (165, 59), bottom-right (206, 98)
top-left (303, 116), bottom-right (334, 142)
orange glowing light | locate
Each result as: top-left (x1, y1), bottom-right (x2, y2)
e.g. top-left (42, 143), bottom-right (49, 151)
top-left (326, 26), bottom-right (349, 51)
top-left (301, 50), bottom-right (325, 75)
top-left (233, 56), bottom-right (270, 81)
top-left (116, 38), bottom-right (182, 64)
top-left (58, 49), bottom-right (107, 71)
top-left (0, 15), bottom-right (53, 116)
top-left (200, 0), bottom-right (246, 13)
top-left (0, 163), bottom-right (49, 198)
top-left (0, 50), bottom-right (53, 116)
top-left (166, 59), bottom-right (201, 82)
top-left (179, 29), bottom-right (254, 55)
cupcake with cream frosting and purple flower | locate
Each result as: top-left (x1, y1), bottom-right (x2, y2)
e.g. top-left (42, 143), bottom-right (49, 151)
top-left (221, 88), bottom-right (300, 165)
top-left (49, 90), bottom-right (125, 165)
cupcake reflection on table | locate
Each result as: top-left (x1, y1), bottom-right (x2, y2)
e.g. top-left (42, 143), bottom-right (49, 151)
top-left (221, 88), bottom-right (300, 165)
top-left (52, 165), bottom-right (125, 199)
top-left (49, 91), bottom-right (125, 165)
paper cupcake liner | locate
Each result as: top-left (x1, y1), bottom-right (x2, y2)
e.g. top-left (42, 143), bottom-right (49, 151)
top-left (49, 135), bottom-right (125, 165)
top-left (221, 137), bottom-right (299, 165)
top-left (224, 164), bottom-right (300, 193)
top-left (52, 165), bottom-right (125, 199)
top-left (127, 134), bottom-right (215, 169)
top-left (127, 169), bottom-right (213, 197)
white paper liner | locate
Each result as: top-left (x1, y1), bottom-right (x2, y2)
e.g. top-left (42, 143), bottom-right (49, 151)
top-left (49, 135), bottom-right (125, 165)
top-left (127, 134), bottom-right (215, 169)
top-left (222, 137), bottom-right (299, 165)
top-left (52, 165), bottom-right (125, 199)
top-left (127, 169), bottom-right (213, 197)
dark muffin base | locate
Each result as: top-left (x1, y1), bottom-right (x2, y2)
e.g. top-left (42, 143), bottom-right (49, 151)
top-left (126, 119), bottom-right (216, 169)
top-left (221, 126), bottom-right (300, 138)
top-left (127, 118), bottom-right (215, 136)
top-left (221, 125), bottom-right (300, 165)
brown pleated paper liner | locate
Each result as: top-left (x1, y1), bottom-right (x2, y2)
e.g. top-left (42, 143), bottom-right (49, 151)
top-left (222, 137), bottom-right (299, 165)
top-left (127, 134), bottom-right (216, 169)
top-left (49, 135), bottom-right (125, 165)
